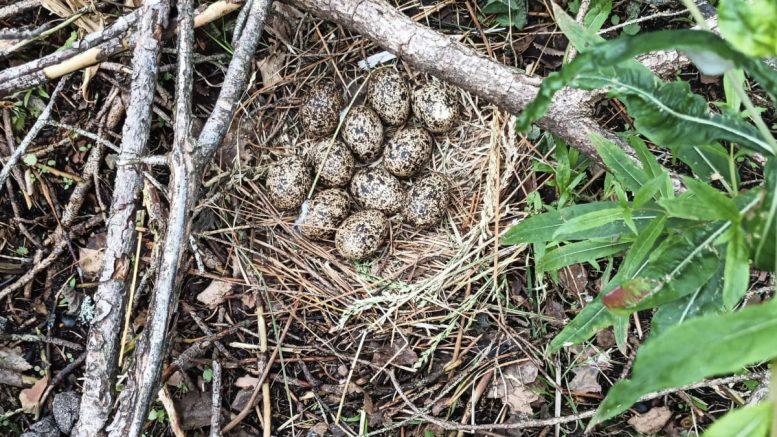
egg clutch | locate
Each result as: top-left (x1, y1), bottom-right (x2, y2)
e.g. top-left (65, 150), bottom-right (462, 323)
top-left (265, 67), bottom-right (460, 261)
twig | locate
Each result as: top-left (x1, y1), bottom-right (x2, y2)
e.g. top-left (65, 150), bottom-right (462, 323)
top-left (72, 1), bottom-right (170, 435)
top-left (158, 386), bottom-right (186, 437)
top-left (209, 360), bottom-right (223, 437)
top-left (222, 302), bottom-right (298, 433)
top-left (383, 370), bottom-right (769, 433)
top-left (0, 334), bottom-right (83, 351)
top-left (46, 121), bottom-right (121, 152)
top-left (0, 76), bottom-right (68, 194)
top-left (0, 0), bottom-right (40, 21)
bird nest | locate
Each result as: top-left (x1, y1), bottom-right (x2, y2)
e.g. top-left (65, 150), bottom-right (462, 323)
top-left (192, 3), bottom-right (539, 371)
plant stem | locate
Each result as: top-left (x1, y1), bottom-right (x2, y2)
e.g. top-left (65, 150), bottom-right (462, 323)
top-left (681, 0), bottom-right (777, 155)
top-left (771, 361), bottom-right (777, 437)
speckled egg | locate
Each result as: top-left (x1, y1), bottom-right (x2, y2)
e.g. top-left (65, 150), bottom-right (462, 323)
top-left (341, 105), bottom-right (384, 161)
top-left (297, 188), bottom-right (350, 240)
top-left (383, 127), bottom-right (433, 178)
top-left (312, 139), bottom-right (354, 187)
top-left (350, 167), bottom-right (405, 215)
top-left (403, 172), bottom-right (450, 228)
top-left (266, 156), bottom-right (312, 210)
top-left (412, 81), bottom-right (460, 134)
top-left (300, 82), bottom-right (344, 138)
top-left (335, 210), bottom-right (389, 261)
top-left (367, 68), bottom-right (411, 126)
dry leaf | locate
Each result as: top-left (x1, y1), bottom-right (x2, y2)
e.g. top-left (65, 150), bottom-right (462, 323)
top-left (174, 390), bottom-right (213, 431)
top-left (78, 247), bottom-right (103, 276)
top-left (558, 263), bottom-right (588, 294)
top-left (20, 376), bottom-right (49, 414)
top-left (196, 280), bottom-right (233, 308)
top-left (627, 406), bottom-right (672, 434)
top-left (308, 422), bottom-right (328, 437)
top-left (257, 50), bottom-right (286, 89)
top-left (234, 375), bottom-right (260, 389)
top-left (371, 342), bottom-right (418, 367)
top-left (0, 347), bottom-right (32, 372)
top-left (568, 366), bottom-right (601, 395)
top-left (487, 362), bottom-right (539, 414)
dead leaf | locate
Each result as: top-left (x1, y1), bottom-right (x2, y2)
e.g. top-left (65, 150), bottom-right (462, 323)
top-left (307, 423), bottom-right (328, 437)
top-left (234, 375), bottom-right (260, 389)
top-left (174, 390), bottom-right (213, 431)
top-left (20, 376), bottom-right (49, 414)
top-left (487, 362), bottom-right (539, 414)
top-left (78, 247), bottom-right (104, 277)
top-left (230, 388), bottom-right (254, 412)
top-left (196, 280), bottom-right (233, 308)
top-left (371, 342), bottom-right (418, 367)
top-left (257, 50), bottom-right (286, 89)
top-left (558, 263), bottom-right (588, 294)
top-left (568, 366), bottom-right (601, 395)
top-left (627, 406), bottom-right (672, 434)
top-left (0, 347), bottom-right (32, 372)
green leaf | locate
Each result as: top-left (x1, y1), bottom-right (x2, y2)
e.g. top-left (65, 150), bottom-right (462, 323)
top-left (502, 202), bottom-right (660, 244)
top-left (619, 215), bottom-right (666, 277)
top-left (722, 225), bottom-right (750, 309)
top-left (548, 298), bottom-right (615, 353)
top-left (702, 402), bottom-right (772, 437)
top-left (718, 0), bottom-right (777, 57)
top-left (22, 154), bottom-right (37, 166)
top-left (538, 240), bottom-right (630, 272)
top-left (676, 144), bottom-right (739, 187)
top-left (590, 133), bottom-right (648, 192)
top-left (202, 367), bottom-right (213, 383)
top-left (723, 69), bottom-right (746, 112)
top-left (515, 30), bottom-right (777, 155)
top-left (582, 0), bottom-right (612, 33)
top-left (592, 300), bottom-right (777, 425)
top-left (552, 208), bottom-right (627, 240)
top-left (683, 177), bottom-right (740, 221)
top-left (652, 264), bottom-right (724, 334)
top-left (602, 226), bottom-right (721, 313)
top-left (633, 174), bottom-right (667, 208)
top-left (744, 159), bottom-right (776, 272)
top-left (483, 0), bottom-right (528, 29)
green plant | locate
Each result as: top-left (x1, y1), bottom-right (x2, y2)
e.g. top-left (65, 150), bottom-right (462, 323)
top-left (504, 1), bottom-right (777, 433)
top-left (481, 0), bottom-right (527, 30)
top-left (147, 408), bottom-right (166, 424)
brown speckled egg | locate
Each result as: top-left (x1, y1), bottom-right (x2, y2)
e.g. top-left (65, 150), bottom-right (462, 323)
top-left (335, 210), bottom-right (388, 260)
top-left (367, 68), bottom-right (411, 126)
top-left (266, 156), bottom-right (312, 210)
top-left (412, 82), bottom-right (460, 133)
top-left (301, 82), bottom-right (344, 138)
top-left (350, 167), bottom-right (405, 215)
top-left (403, 172), bottom-right (450, 228)
top-left (383, 127), bottom-right (433, 178)
top-left (341, 105), bottom-right (384, 161)
top-left (297, 188), bottom-right (350, 240)
top-left (312, 139), bottom-right (355, 187)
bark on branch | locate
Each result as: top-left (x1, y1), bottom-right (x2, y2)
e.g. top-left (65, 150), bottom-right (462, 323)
top-left (71, 1), bottom-right (170, 435)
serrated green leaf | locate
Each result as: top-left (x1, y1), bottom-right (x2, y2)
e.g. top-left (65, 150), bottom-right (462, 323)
top-left (590, 133), bottom-right (649, 192)
top-left (538, 240), bottom-right (630, 272)
top-left (676, 144), bottom-right (739, 187)
top-left (592, 300), bottom-right (777, 425)
top-left (602, 226), bottom-right (721, 313)
top-left (515, 30), bottom-right (777, 155)
top-left (718, 0), bottom-right (777, 57)
top-left (683, 177), bottom-right (739, 221)
top-left (702, 402), bottom-right (772, 437)
top-left (723, 225), bottom-right (750, 309)
top-left (652, 264), bottom-right (724, 334)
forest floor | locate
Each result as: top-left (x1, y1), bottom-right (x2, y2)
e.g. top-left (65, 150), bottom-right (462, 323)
top-left (0, 0), bottom-right (772, 436)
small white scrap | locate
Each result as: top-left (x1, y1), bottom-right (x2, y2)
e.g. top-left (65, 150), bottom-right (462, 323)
top-left (358, 51), bottom-right (397, 71)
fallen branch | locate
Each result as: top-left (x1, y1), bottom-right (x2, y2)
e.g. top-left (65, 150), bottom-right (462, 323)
top-left (0, 0), bottom-right (242, 96)
top-left (0, 0), bottom-right (40, 21)
top-left (72, 0), bottom-right (170, 435)
top-left (105, 0), bottom-right (269, 435)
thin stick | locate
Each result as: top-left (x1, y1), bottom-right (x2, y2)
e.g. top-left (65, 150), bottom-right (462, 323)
top-left (209, 360), bottom-right (223, 437)
top-left (118, 218), bottom-right (144, 368)
top-left (258, 304), bottom-right (272, 437)
top-left (0, 0), bottom-right (40, 21)
top-left (336, 331), bottom-right (368, 425)
top-left (0, 76), bottom-right (67, 194)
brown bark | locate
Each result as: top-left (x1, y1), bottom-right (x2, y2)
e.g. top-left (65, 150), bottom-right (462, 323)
top-left (71, 1), bottom-right (170, 436)
top-left (286, 0), bottom-right (620, 165)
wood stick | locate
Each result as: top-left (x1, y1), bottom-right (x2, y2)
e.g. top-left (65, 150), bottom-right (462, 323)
top-left (71, 1), bottom-right (170, 436)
